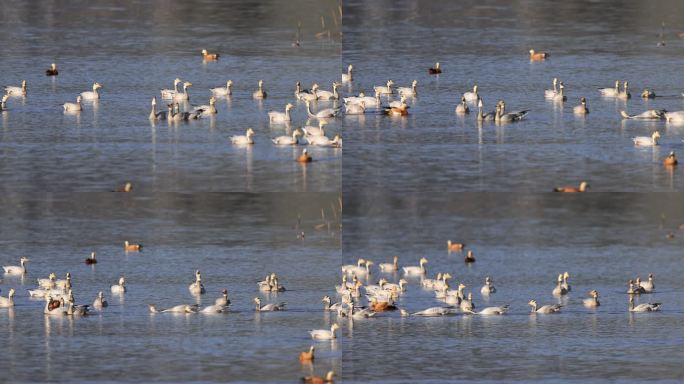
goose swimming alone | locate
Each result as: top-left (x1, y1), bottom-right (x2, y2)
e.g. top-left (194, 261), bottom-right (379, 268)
top-left (93, 291), bottom-right (108, 309)
top-left (254, 297), bottom-right (286, 312)
top-left (632, 131), bottom-right (660, 146)
top-left (628, 296), bottom-right (660, 312)
top-left (455, 97), bottom-right (469, 114)
top-left (583, 290), bottom-right (600, 308)
top-left (528, 300), bottom-right (562, 314)
top-left (63, 96), bottom-right (82, 112)
top-left (253, 80), bottom-right (267, 99)
top-left (3, 257), bottom-right (29, 274)
top-left (0, 288), bottom-right (15, 307)
top-left (268, 103), bottom-right (294, 123)
top-left (573, 97), bottom-right (589, 115)
top-left (111, 277), bottom-right (126, 294)
top-left (210, 80), bottom-right (233, 96)
top-left (231, 128), bottom-right (255, 145)
top-left (80, 82), bottom-right (102, 100)
top-left (463, 85), bottom-right (479, 103)
top-left (309, 324), bottom-right (339, 340)
top-left (4, 80), bottom-right (27, 96)
top-left (188, 270), bottom-right (206, 295)
top-left (342, 64), bottom-right (353, 83)
top-left (545, 78), bottom-right (559, 99)
top-left (46, 63), bottom-right (58, 76)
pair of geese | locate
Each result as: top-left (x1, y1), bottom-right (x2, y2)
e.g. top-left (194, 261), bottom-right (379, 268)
top-left (231, 127), bottom-right (342, 147)
top-left (63, 83), bottom-right (103, 112)
top-left (151, 270), bottom-right (230, 314)
top-left (149, 96), bottom-right (216, 121)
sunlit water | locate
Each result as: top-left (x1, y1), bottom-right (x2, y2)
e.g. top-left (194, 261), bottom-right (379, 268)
top-left (0, 0), bottom-right (341, 193)
top-left (342, 193), bottom-right (684, 382)
top-left (342, 0), bottom-right (684, 192)
top-left (0, 193), bottom-right (341, 382)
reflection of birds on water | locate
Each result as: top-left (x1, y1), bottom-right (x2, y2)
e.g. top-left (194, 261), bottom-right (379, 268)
top-left (292, 21), bottom-right (301, 47)
top-left (657, 21), bottom-right (666, 46)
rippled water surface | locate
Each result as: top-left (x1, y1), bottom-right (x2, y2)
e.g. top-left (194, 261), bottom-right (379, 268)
top-left (342, 193), bottom-right (684, 382)
top-left (342, 0), bottom-right (684, 192)
top-left (0, 0), bottom-right (341, 192)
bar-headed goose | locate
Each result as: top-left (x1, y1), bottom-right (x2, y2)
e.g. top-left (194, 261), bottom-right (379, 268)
top-left (402, 257), bottom-right (428, 276)
top-left (397, 80), bottom-right (417, 97)
top-left (253, 80), bottom-right (267, 99)
top-left (268, 103), bottom-right (294, 122)
top-left (455, 96), bottom-right (469, 114)
top-left (628, 296), bottom-right (660, 312)
top-left (305, 100), bottom-right (340, 118)
top-left (545, 78), bottom-right (558, 99)
top-left (620, 109), bottom-right (666, 120)
top-left (316, 82), bottom-right (339, 100)
top-left (583, 290), bottom-right (600, 308)
top-left (528, 300), bottom-right (562, 314)
top-left (480, 276), bottom-right (496, 296)
top-left (254, 297), bottom-right (286, 311)
top-left (463, 85), bottom-right (479, 103)
top-left (189, 270), bottom-right (205, 295)
top-left (374, 80), bottom-right (394, 95)
top-left (111, 277), bottom-right (126, 294)
top-left (573, 97), bottom-right (589, 115)
top-left (93, 291), bottom-right (108, 309)
top-left (172, 82), bottom-right (192, 102)
top-left (231, 128), bottom-right (255, 145)
top-left (272, 129), bottom-right (302, 145)
top-left (639, 273), bottom-right (655, 292)
top-left (210, 80), bottom-right (233, 96)
top-left (378, 256), bottom-right (398, 272)
top-left (0, 288), bottom-right (15, 307)
top-left (617, 81), bottom-right (631, 100)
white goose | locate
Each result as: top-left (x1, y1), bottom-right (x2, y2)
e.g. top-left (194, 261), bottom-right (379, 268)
top-left (111, 276), bottom-right (126, 294)
top-left (480, 276), bottom-right (496, 296)
top-left (573, 97), bottom-right (589, 115)
top-left (617, 81), bottom-right (631, 100)
top-left (37, 273), bottom-right (57, 289)
top-left (215, 289), bottom-right (231, 306)
top-left (200, 303), bottom-right (226, 314)
top-left (189, 270), bottom-right (206, 295)
top-left (302, 121), bottom-right (327, 137)
top-left (3, 256), bottom-right (29, 274)
top-left (305, 100), bottom-right (340, 119)
top-left (0, 288), bottom-right (15, 307)
top-left (599, 80), bottom-right (620, 97)
top-left (477, 99), bottom-right (496, 122)
top-left (632, 131), bottom-right (660, 146)
top-left (93, 291), bottom-right (108, 309)
top-left (272, 130), bottom-right (302, 145)
top-left (583, 290), bottom-right (600, 308)
top-left (316, 82), bottom-right (339, 100)
top-left (397, 80), bottom-right (417, 97)
top-left (55, 272), bottom-right (71, 289)
top-left (161, 78), bottom-right (182, 99)
top-left (149, 97), bottom-right (168, 120)
top-left (309, 323), bottom-right (339, 340)
top-left (389, 96), bottom-right (407, 109)
top-left (552, 274), bottom-right (568, 296)
top-left (639, 273), bottom-right (655, 293)
top-left (552, 82), bottom-right (566, 102)
top-left (412, 306), bottom-right (452, 317)
top-left (80, 82), bottom-right (102, 100)
top-left (63, 96), bottom-right (82, 112)
top-left (345, 91), bottom-right (380, 108)
top-left (374, 80), bottom-right (394, 95)
top-left (378, 256), bottom-right (398, 272)
top-left (664, 111), bottom-right (684, 123)
top-left (620, 109), bottom-right (665, 120)
top-left (342, 259), bottom-right (366, 275)
top-left (345, 101), bottom-right (366, 115)
top-left (528, 300), bottom-right (562, 314)
top-left (402, 257), bottom-right (427, 276)
top-left (5, 80), bottom-right (27, 96)
top-left (296, 83), bottom-right (318, 102)
top-left (561, 272), bottom-right (571, 292)
top-left (544, 78), bottom-right (559, 99)
top-left (148, 304), bottom-right (199, 313)
top-left (252, 80), bottom-right (267, 99)
top-left (172, 82), bottom-right (192, 102)
top-left (0, 94), bottom-right (8, 111)
top-left (341, 64), bottom-right (353, 83)
top-left (210, 80), bottom-right (233, 96)
top-left (322, 295), bottom-right (343, 311)
top-left (465, 305), bottom-right (509, 315)
top-left (628, 296), bottom-right (660, 312)
top-left (463, 85), bottom-right (479, 103)
top-left (254, 297), bottom-right (286, 311)
top-left (460, 292), bottom-right (474, 312)
top-left (193, 97), bottom-right (217, 116)
top-left (231, 128), bottom-right (255, 145)
top-left (268, 103), bottom-right (294, 122)
top-left (306, 134), bottom-right (342, 147)
top-left (455, 96), bottom-right (469, 114)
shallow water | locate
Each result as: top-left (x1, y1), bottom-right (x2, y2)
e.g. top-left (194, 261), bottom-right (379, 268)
top-left (342, 0), bottom-right (684, 192)
top-left (342, 193), bottom-right (684, 382)
top-left (0, 0), bottom-right (341, 193)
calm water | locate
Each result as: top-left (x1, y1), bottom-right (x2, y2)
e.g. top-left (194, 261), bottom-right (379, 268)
top-left (342, 193), bottom-right (684, 382)
top-left (0, 193), bottom-right (341, 382)
top-left (342, 0), bottom-right (684, 192)
top-left (0, 0), bottom-right (341, 193)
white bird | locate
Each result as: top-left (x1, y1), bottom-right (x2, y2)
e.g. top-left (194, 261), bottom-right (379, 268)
top-left (341, 64), bottom-right (353, 83)
top-left (200, 304), bottom-right (226, 314)
top-left (573, 97), bottom-right (589, 115)
top-left (528, 300), bottom-right (562, 314)
top-left (268, 103), bottom-right (294, 123)
top-left (598, 80), bottom-right (620, 97)
top-left (552, 82), bottom-right (567, 102)
top-left (161, 78), bottom-right (182, 99)
top-left (632, 131), bottom-right (660, 146)
top-left (272, 130), bottom-right (302, 145)
top-left (389, 96), bottom-right (407, 109)
top-left (639, 274), bottom-right (655, 293)
top-left (231, 128), bottom-right (255, 145)
top-left (561, 272), bottom-right (571, 292)
top-left (5, 80), bottom-right (27, 96)
top-left (628, 296), bottom-right (660, 312)
top-left (0, 288), bottom-right (15, 307)
top-left (397, 80), bottom-right (417, 97)
top-left (316, 82), bottom-right (339, 100)
top-left (412, 307), bottom-right (452, 317)
top-left (455, 96), bottom-right (469, 114)
top-left (345, 101), bottom-right (366, 115)
top-left (378, 256), bottom-right (398, 272)
top-left (583, 290), bottom-right (600, 308)
top-left (374, 80), bottom-right (394, 95)
top-left (460, 292), bottom-right (474, 312)
top-left (322, 295), bottom-right (343, 311)
top-left (80, 82), bottom-right (102, 100)
top-left (3, 256), bottom-right (29, 274)
top-left (66, 301), bottom-right (90, 316)
top-left (254, 297), bottom-right (286, 311)
top-left (302, 121), bottom-right (327, 137)
top-left (342, 259), bottom-right (366, 275)
top-left (552, 274), bottom-right (568, 296)
top-left (253, 80), bottom-right (267, 99)
top-left (189, 270), bottom-right (206, 295)
top-left (305, 100), bottom-right (340, 119)
top-left (215, 289), bottom-right (231, 306)
top-left (54, 273), bottom-right (72, 289)
top-left (309, 323), bottom-right (339, 340)
top-left (402, 257), bottom-right (428, 276)
top-left (480, 276), bottom-right (496, 296)
top-left (296, 83), bottom-right (318, 102)
top-left (465, 305), bottom-right (509, 315)
top-left (544, 78), bottom-right (559, 99)
top-left (93, 291), bottom-right (108, 309)
top-left (617, 81), bottom-right (631, 100)
top-left (306, 134), bottom-right (342, 147)
top-left (345, 91), bottom-right (380, 108)
top-left (193, 97), bottom-right (217, 116)
top-left (664, 111), bottom-right (684, 123)
top-left (620, 109), bottom-right (665, 120)
top-left (172, 82), bottom-right (192, 102)
top-left (0, 94), bottom-right (8, 111)
top-left (463, 85), bottom-right (479, 103)
top-left (37, 273), bottom-right (57, 289)
top-left (349, 306), bottom-right (376, 320)
top-left (111, 277), bottom-right (126, 294)
top-left (495, 102), bottom-right (528, 123)
top-left (210, 80), bottom-right (233, 96)
top-left (63, 96), bottom-right (82, 112)
top-left (148, 304), bottom-right (199, 313)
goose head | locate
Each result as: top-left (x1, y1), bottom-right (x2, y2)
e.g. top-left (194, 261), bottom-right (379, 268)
top-left (227, 80), bottom-right (233, 87)
top-left (528, 299), bottom-right (537, 307)
top-left (419, 257), bottom-right (428, 267)
top-left (473, 84), bottom-right (478, 93)
top-left (580, 97), bottom-right (586, 104)
top-left (553, 77), bottom-right (557, 86)
top-left (21, 80), bottom-right (27, 88)
top-left (118, 277), bottom-right (125, 286)
top-left (246, 128), bottom-right (255, 137)
top-left (435, 62), bottom-right (440, 69)
top-left (579, 181), bottom-right (589, 191)
top-left (93, 82), bottom-right (102, 91)
top-left (1, 94), bottom-right (9, 103)
top-left (652, 131), bottom-right (661, 141)
top-left (7, 288), bottom-right (15, 298)
top-left (76, 96), bottom-right (82, 103)
top-left (201, 49), bottom-right (208, 55)
top-left (258, 80), bottom-right (264, 88)
top-left (347, 64), bottom-right (353, 72)
top-left (285, 103), bottom-right (294, 112)
top-left (330, 323), bottom-right (339, 332)
top-left (412, 80), bottom-right (418, 87)
top-left (50, 63), bottom-right (57, 71)
top-left (325, 372), bottom-right (335, 381)
top-left (322, 295), bottom-right (331, 304)
top-left (174, 78), bottom-right (181, 86)
top-left (20, 257), bottom-right (29, 265)
top-left (151, 97), bottom-right (157, 106)
top-left (183, 81), bottom-right (192, 90)
top-left (98, 291), bottom-right (104, 299)
top-left (563, 271), bottom-right (570, 280)
top-left (254, 297), bottom-right (261, 305)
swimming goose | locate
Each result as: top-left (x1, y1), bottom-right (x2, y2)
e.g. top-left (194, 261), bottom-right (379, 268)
top-left (463, 85), bottom-right (479, 103)
top-left (254, 297), bottom-right (286, 312)
top-left (302, 371), bottom-right (335, 384)
top-left (382, 279), bottom-right (407, 294)
top-left (200, 303), bottom-right (226, 314)
top-left (316, 82), bottom-right (339, 100)
top-left (397, 80), bottom-right (418, 97)
top-left (66, 297), bottom-right (90, 316)
top-left (573, 97), bottom-right (589, 115)
top-left (632, 131), bottom-right (660, 146)
top-left (80, 82), bottom-right (102, 100)
top-left (322, 295), bottom-right (342, 311)
top-left (664, 111), bottom-right (684, 123)
top-left (374, 80), bottom-right (394, 95)
top-left (210, 80), bottom-right (233, 96)
top-left (664, 151), bottom-right (678, 166)
top-left (389, 96), bottom-right (407, 109)
top-left (412, 306), bottom-right (452, 317)
top-left (111, 277), bottom-right (126, 294)
top-left (342, 64), bottom-right (353, 83)
top-left (552, 82), bottom-right (567, 102)
top-left (641, 89), bottom-right (656, 99)
top-left (477, 98), bottom-right (496, 122)
top-left (161, 78), bottom-right (182, 99)
top-left (599, 80), bottom-right (620, 97)
top-left (201, 49), bottom-right (219, 60)
top-left (309, 323), bottom-right (339, 340)
top-left (553, 181), bottom-right (589, 193)
top-left (258, 274), bottom-right (273, 291)
top-left (345, 101), bottom-right (366, 115)
top-left (300, 346), bottom-right (315, 363)
top-left (495, 103), bottom-right (528, 123)
top-left (37, 273), bottom-right (57, 289)
top-left (306, 134), bottom-right (342, 147)
top-left (5, 80), bottom-right (26, 96)
top-left (231, 128), bottom-right (255, 145)
top-left (214, 289), bottom-right (231, 306)
top-left (528, 300), bottom-right (562, 314)
top-left (189, 270), bottom-right (206, 295)
top-left (124, 241), bottom-right (142, 251)
top-left (620, 109), bottom-right (665, 120)
top-left (460, 292), bottom-right (474, 312)
top-left (305, 100), bottom-right (340, 118)
top-left (44, 296), bottom-right (66, 316)
top-left (378, 256), bottom-right (398, 272)
top-left (55, 273), bottom-right (71, 289)
top-left (552, 274), bottom-right (568, 296)
top-left (269, 274), bottom-right (286, 292)
top-left (302, 121), bottom-right (327, 137)
top-left (529, 49), bottom-right (549, 60)
top-left (85, 252), bottom-right (97, 265)
top-left (465, 305), bottom-right (510, 315)
top-left (428, 62), bottom-right (441, 74)
top-left (627, 279), bottom-right (646, 295)
top-left (583, 290), bottom-right (600, 308)
top-left (46, 63), bottom-right (58, 76)
top-left (561, 272), bottom-right (571, 292)
top-left (172, 82), bottom-right (192, 102)
top-left (297, 83), bottom-right (318, 102)
top-left (544, 78), bottom-right (559, 99)
top-left (349, 305), bottom-right (376, 320)
top-left (149, 97), bottom-right (168, 120)
top-left (0, 288), bottom-right (15, 307)
top-left (93, 291), bottom-right (108, 309)
top-left (148, 304), bottom-right (199, 313)
top-left (193, 97), bottom-right (217, 116)
top-left (628, 296), bottom-right (660, 312)
top-left (63, 96), bottom-right (82, 112)
top-left (455, 97), bottom-right (469, 114)
top-left (253, 80), bottom-right (267, 99)
top-left (342, 259), bottom-right (366, 275)
top-left (464, 250), bottom-right (476, 263)
top-left (3, 256), bottom-right (29, 274)
top-left (617, 81), bottom-right (631, 100)
top-left (480, 276), bottom-right (496, 296)
top-left (402, 257), bottom-right (428, 276)
top-left (297, 148), bottom-right (313, 163)
top-left (345, 91), bottom-right (381, 108)
top-left (0, 94), bottom-right (8, 110)
top-left (639, 273), bottom-right (655, 292)
top-left (268, 103), bottom-right (294, 122)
